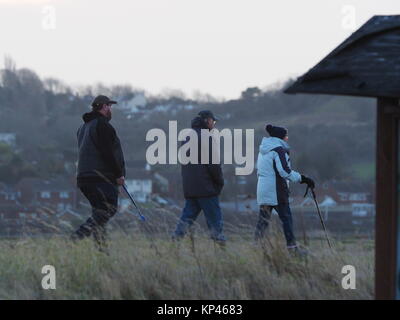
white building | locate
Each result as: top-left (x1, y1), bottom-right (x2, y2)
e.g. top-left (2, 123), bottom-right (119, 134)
top-left (123, 169), bottom-right (153, 203)
top-left (352, 203), bottom-right (375, 217)
top-left (0, 133), bottom-right (16, 147)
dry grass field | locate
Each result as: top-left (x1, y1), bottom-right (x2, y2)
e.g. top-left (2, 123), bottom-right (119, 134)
top-left (0, 221), bottom-right (374, 300)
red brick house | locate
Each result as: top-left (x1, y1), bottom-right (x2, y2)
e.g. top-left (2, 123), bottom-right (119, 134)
top-left (16, 177), bottom-right (78, 211)
top-left (0, 182), bottom-right (21, 206)
top-left (319, 181), bottom-right (374, 205)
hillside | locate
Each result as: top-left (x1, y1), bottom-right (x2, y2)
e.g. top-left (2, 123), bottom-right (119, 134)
top-left (0, 62), bottom-right (376, 196)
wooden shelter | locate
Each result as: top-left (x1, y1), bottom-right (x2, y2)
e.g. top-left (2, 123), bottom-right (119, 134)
top-left (285, 15), bottom-right (400, 300)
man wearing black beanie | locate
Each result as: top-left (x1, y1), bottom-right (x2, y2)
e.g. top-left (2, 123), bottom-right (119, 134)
top-left (255, 124), bottom-right (315, 255)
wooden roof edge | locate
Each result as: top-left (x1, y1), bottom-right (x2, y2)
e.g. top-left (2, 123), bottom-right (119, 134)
top-left (325, 15), bottom-right (400, 60)
top-left (284, 15), bottom-right (400, 98)
top-left (283, 86), bottom-right (400, 99)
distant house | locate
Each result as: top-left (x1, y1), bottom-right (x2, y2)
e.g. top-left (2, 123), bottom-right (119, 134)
top-left (320, 181), bottom-right (373, 205)
top-left (0, 205), bottom-right (22, 220)
top-left (17, 206), bottom-right (42, 221)
top-left (16, 177), bottom-right (77, 210)
top-left (319, 196), bottom-right (337, 207)
top-left (151, 170), bottom-right (182, 199)
top-left (123, 161), bottom-right (174, 196)
top-left (0, 204), bottom-right (46, 222)
top-left (124, 168), bottom-right (153, 203)
top-left (294, 195), bottom-right (337, 208)
top-left (352, 203), bottom-right (375, 217)
top-left (0, 182), bottom-right (20, 206)
top-left (290, 179), bottom-right (376, 230)
top-left (291, 181), bottom-right (374, 209)
top-left (0, 205), bottom-right (23, 236)
top-left (119, 93), bottom-right (147, 114)
top-left (0, 133), bottom-right (16, 147)
top-left (153, 172), bottom-right (169, 193)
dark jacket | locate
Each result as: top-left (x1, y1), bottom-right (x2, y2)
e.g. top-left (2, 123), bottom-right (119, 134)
top-left (76, 111), bottom-right (125, 186)
top-left (181, 116), bottom-right (224, 199)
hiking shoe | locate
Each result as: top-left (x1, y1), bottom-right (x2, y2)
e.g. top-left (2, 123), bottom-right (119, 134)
top-left (288, 245), bottom-right (308, 257)
top-left (171, 233), bottom-right (183, 242)
top-left (70, 231), bottom-right (85, 243)
top-left (96, 245), bottom-right (110, 256)
top-left (214, 239), bottom-right (227, 250)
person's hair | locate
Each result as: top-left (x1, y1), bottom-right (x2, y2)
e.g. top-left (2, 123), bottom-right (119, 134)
top-left (92, 103), bottom-right (105, 111)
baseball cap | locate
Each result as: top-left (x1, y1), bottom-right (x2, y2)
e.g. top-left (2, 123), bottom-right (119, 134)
top-left (91, 95), bottom-right (117, 108)
top-left (198, 110), bottom-right (219, 121)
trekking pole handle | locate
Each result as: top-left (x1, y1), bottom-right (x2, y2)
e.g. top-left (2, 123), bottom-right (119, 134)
top-left (303, 185), bottom-right (317, 198)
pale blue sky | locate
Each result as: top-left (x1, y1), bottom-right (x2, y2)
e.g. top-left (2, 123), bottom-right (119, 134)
top-left (0, 0), bottom-right (399, 99)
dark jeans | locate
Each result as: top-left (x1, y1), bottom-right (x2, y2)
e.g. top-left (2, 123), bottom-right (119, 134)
top-left (173, 196), bottom-right (226, 242)
top-left (74, 182), bottom-right (119, 245)
top-left (255, 203), bottom-right (296, 247)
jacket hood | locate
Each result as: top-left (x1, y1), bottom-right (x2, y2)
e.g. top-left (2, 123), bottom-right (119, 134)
top-left (259, 137), bottom-right (290, 155)
top-left (82, 111), bottom-right (107, 123)
top-left (191, 116), bottom-right (208, 129)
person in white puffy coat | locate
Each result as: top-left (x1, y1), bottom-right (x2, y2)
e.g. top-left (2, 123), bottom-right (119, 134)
top-left (255, 124), bottom-right (315, 251)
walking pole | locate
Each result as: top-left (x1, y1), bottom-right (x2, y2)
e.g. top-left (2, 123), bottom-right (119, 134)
top-left (123, 184), bottom-right (146, 222)
top-left (93, 170), bottom-right (162, 254)
top-left (93, 170), bottom-right (146, 221)
top-left (304, 186), bottom-right (333, 250)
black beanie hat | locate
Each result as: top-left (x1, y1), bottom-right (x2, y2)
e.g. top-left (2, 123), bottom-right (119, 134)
top-left (266, 124), bottom-right (288, 139)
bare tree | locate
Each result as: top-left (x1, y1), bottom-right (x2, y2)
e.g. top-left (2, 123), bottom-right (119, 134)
top-left (3, 55), bottom-right (16, 71)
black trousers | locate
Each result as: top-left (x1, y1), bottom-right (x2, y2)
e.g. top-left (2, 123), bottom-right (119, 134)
top-left (255, 203), bottom-right (297, 247)
top-left (74, 182), bottom-right (119, 245)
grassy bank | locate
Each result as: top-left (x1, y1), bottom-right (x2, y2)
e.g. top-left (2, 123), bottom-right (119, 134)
top-left (0, 227), bottom-right (373, 300)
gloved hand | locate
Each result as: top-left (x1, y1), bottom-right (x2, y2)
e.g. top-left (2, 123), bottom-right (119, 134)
top-left (301, 175), bottom-right (315, 189)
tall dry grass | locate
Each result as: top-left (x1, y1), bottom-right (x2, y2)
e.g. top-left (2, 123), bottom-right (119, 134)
top-left (0, 218), bottom-right (373, 300)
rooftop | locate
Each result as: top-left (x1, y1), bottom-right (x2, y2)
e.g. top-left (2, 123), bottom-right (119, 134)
top-left (285, 15), bottom-right (400, 98)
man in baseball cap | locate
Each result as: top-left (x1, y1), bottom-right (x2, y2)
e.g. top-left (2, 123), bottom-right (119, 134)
top-left (91, 95), bottom-right (117, 109)
top-left (172, 109), bottom-right (226, 245)
top-left (198, 110), bottom-right (219, 121)
top-left (72, 94), bottom-right (125, 252)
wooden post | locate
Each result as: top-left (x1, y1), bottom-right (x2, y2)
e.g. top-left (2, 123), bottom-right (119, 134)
top-left (375, 98), bottom-right (399, 299)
